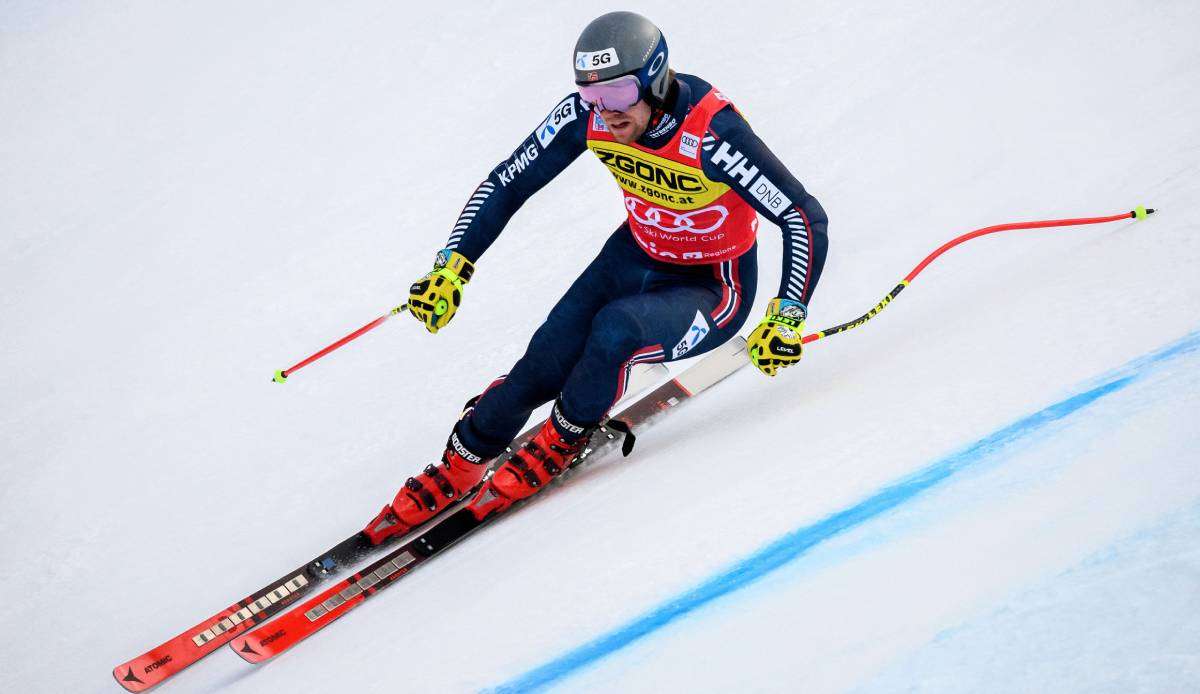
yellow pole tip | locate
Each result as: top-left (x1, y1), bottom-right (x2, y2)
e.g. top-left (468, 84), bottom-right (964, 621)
top-left (1134, 205), bottom-right (1154, 220)
top-left (273, 370), bottom-right (288, 384)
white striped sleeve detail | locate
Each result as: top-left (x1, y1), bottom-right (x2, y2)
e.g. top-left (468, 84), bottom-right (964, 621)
top-left (783, 208), bottom-right (811, 301)
top-left (445, 182), bottom-right (495, 250)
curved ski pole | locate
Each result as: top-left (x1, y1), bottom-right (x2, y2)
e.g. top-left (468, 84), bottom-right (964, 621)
top-left (802, 207), bottom-right (1154, 346)
top-left (273, 304), bottom-right (408, 383)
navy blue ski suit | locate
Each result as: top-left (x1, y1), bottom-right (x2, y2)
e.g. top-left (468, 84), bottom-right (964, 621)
top-left (447, 74), bottom-right (828, 457)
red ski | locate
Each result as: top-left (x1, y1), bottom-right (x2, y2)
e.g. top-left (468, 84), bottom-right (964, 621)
top-left (112, 363), bottom-right (666, 691)
top-left (112, 535), bottom-right (366, 691)
top-left (229, 338), bottom-right (748, 663)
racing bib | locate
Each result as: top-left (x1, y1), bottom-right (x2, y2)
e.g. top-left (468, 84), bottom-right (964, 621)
top-left (587, 89), bottom-right (757, 265)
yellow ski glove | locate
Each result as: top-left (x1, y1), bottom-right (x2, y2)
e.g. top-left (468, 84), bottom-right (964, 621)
top-left (747, 298), bottom-right (807, 377)
top-left (407, 249), bottom-right (475, 333)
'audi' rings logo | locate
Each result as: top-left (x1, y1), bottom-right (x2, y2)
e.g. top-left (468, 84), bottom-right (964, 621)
top-left (625, 196), bottom-right (729, 234)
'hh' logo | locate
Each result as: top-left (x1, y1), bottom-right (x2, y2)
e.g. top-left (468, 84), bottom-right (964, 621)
top-left (711, 141), bottom-right (792, 215)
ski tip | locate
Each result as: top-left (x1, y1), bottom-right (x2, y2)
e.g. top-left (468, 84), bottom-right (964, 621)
top-left (228, 633), bottom-right (261, 662)
top-left (112, 663), bottom-right (151, 693)
top-left (229, 635), bottom-right (268, 664)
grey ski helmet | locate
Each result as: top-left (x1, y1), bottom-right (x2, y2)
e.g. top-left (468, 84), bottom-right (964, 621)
top-left (573, 11), bottom-right (671, 105)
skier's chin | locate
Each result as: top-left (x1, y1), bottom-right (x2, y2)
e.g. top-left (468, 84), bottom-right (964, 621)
top-left (609, 123), bottom-right (640, 144)
top-left (609, 125), bottom-right (648, 142)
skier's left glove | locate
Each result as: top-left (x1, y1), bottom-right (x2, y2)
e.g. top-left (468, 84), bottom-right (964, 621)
top-left (747, 298), bottom-right (807, 377)
top-left (407, 249), bottom-right (475, 334)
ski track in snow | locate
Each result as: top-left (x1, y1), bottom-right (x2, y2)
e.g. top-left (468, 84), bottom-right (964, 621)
top-left (490, 330), bottom-right (1200, 692)
top-left (857, 501), bottom-right (1200, 693)
top-left (3, 1), bottom-right (1200, 692)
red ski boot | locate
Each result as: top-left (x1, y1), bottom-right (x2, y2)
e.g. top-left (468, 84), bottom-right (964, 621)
top-left (468, 412), bottom-right (592, 519)
top-left (363, 431), bottom-right (490, 545)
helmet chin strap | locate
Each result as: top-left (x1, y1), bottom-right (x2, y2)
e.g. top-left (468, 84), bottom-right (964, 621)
top-left (647, 76), bottom-right (679, 114)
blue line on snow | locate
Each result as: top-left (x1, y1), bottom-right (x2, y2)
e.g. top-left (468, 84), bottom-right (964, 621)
top-left (489, 329), bottom-right (1200, 693)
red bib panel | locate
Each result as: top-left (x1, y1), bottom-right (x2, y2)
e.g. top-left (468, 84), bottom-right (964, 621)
top-left (587, 89), bottom-right (757, 265)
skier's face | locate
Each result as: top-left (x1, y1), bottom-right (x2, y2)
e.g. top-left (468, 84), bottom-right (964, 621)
top-left (599, 100), bottom-right (651, 145)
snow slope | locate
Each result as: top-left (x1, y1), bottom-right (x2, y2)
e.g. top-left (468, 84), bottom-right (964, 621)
top-left (2, 1), bottom-right (1198, 692)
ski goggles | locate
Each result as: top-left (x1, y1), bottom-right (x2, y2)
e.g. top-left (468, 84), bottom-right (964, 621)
top-left (578, 75), bottom-right (642, 112)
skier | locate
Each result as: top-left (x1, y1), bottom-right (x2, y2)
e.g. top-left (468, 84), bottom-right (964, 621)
top-left (364, 11), bottom-right (828, 542)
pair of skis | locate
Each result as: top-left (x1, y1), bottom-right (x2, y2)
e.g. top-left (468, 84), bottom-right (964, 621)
top-left (113, 338), bottom-right (748, 691)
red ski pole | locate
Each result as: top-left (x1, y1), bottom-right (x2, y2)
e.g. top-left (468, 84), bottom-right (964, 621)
top-left (273, 207), bottom-right (1153, 383)
top-left (803, 206), bottom-right (1155, 345)
top-left (272, 304), bottom-right (408, 383)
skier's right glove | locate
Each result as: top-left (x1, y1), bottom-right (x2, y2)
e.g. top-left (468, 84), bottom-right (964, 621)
top-left (407, 249), bottom-right (475, 333)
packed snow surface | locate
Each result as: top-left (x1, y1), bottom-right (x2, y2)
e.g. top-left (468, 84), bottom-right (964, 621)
top-left (2, 1), bottom-right (1198, 692)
